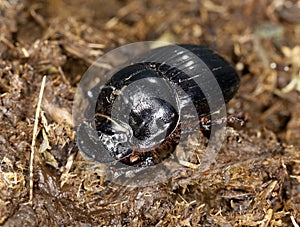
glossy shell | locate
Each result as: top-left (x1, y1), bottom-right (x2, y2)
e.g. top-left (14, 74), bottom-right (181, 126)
top-left (78, 44), bottom-right (240, 167)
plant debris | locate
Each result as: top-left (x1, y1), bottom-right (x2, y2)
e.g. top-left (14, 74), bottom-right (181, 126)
top-left (0, 0), bottom-right (299, 226)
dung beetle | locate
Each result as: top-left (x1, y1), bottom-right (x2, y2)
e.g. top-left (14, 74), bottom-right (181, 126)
top-left (76, 44), bottom-right (240, 168)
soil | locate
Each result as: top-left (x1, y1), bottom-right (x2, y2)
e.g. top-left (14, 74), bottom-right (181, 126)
top-left (0, 0), bottom-right (300, 226)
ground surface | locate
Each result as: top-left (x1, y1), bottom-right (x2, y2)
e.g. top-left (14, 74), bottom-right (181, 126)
top-left (0, 0), bottom-right (300, 226)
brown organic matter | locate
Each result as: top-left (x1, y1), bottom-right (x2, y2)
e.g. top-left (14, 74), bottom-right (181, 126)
top-left (0, 0), bottom-right (299, 226)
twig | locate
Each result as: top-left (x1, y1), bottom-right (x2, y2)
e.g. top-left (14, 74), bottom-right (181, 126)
top-left (0, 35), bottom-right (15, 49)
top-left (30, 4), bottom-right (47, 29)
top-left (29, 75), bottom-right (46, 205)
top-left (291, 215), bottom-right (300, 227)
